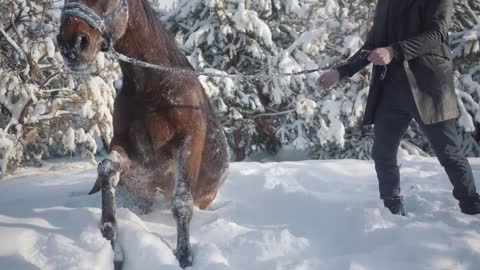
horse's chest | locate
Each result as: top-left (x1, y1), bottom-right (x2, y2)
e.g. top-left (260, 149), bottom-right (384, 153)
top-left (128, 111), bottom-right (176, 159)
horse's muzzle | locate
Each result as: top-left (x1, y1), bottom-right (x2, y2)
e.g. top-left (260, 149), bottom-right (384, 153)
top-left (57, 33), bottom-right (93, 71)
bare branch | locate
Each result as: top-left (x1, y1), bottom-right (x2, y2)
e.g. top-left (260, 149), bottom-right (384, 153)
top-left (0, 25), bottom-right (25, 58)
top-left (252, 109), bottom-right (295, 120)
top-left (18, 99), bottom-right (33, 125)
top-left (39, 71), bottom-right (61, 89)
top-left (2, 8), bottom-right (23, 36)
top-left (9, 16), bottom-right (24, 43)
top-left (35, 3), bottom-right (48, 39)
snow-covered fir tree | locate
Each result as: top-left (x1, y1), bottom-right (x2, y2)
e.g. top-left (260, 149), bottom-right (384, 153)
top-left (164, 0), bottom-right (480, 160)
top-left (450, 0), bottom-right (480, 156)
top-left (1, 0), bottom-right (479, 173)
top-left (0, 0), bottom-right (119, 176)
top-left (163, 0), bottom-right (377, 160)
top-left (164, 0), bottom-right (276, 160)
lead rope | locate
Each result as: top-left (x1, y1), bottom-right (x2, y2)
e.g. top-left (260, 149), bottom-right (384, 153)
top-left (60, 1), bottom-right (386, 80)
top-left (109, 49), bottom-right (386, 80)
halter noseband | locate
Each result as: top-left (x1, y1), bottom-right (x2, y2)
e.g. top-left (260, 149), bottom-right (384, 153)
top-left (61, 0), bottom-right (129, 51)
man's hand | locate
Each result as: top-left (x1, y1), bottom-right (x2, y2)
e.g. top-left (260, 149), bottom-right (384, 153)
top-left (368, 47), bottom-right (395, 65)
top-left (318, 70), bottom-right (340, 90)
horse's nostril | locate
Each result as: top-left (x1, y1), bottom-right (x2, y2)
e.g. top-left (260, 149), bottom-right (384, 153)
top-left (79, 34), bottom-right (90, 50)
top-left (66, 52), bottom-right (77, 62)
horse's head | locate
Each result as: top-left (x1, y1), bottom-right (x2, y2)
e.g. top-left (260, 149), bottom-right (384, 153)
top-left (57, 0), bottom-right (129, 71)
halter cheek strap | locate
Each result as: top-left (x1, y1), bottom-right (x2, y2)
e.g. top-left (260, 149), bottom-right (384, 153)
top-left (61, 0), bottom-right (128, 52)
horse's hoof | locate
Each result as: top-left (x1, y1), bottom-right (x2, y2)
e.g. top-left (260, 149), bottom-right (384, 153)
top-left (175, 246), bottom-right (193, 268)
top-left (113, 240), bottom-right (124, 270)
top-left (114, 258), bottom-right (124, 270)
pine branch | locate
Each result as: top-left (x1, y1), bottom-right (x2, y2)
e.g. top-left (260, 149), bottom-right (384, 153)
top-left (462, 0), bottom-right (480, 25)
top-left (1, 8), bottom-right (23, 40)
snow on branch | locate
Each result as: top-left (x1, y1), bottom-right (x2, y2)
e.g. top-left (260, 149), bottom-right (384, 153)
top-left (0, 0), bottom-right (120, 175)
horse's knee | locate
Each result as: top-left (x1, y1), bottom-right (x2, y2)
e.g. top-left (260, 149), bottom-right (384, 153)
top-left (172, 189), bottom-right (193, 222)
top-left (100, 220), bottom-right (118, 241)
top-left (98, 152), bottom-right (122, 182)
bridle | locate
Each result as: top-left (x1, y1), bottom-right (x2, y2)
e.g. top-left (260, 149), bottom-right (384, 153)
top-left (60, 0), bottom-right (129, 52)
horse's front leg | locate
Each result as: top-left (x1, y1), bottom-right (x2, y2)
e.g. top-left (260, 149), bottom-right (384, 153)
top-left (173, 134), bottom-right (205, 268)
top-left (96, 150), bottom-right (129, 270)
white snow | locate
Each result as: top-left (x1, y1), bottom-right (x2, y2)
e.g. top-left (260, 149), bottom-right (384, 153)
top-left (62, 127), bottom-right (76, 154)
top-left (296, 98), bottom-right (317, 123)
top-left (318, 99), bottom-right (346, 147)
top-left (158, 0), bottom-right (177, 10)
top-left (233, 3), bottom-right (273, 47)
top-left (1, 157), bottom-right (480, 270)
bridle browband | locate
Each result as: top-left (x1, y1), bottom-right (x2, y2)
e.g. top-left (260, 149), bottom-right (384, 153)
top-left (61, 0), bottom-right (129, 51)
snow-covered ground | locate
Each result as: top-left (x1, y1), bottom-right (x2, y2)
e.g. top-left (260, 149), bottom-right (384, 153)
top-left (0, 156), bottom-right (479, 270)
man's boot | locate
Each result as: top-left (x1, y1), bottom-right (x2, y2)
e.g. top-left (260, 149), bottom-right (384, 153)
top-left (383, 196), bottom-right (406, 216)
top-left (459, 196), bottom-right (480, 215)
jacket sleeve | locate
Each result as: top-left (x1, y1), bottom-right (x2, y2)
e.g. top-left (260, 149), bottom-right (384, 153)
top-left (336, 22), bottom-right (375, 78)
top-left (391, 0), bottom-right (453, 61)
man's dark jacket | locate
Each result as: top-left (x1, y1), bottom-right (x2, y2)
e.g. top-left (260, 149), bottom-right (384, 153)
top-left (336, 0), bottom-right (459, 125)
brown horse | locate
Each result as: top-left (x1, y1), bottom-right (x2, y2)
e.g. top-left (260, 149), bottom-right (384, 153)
top-left (57, 0), bottom-right (229, 268)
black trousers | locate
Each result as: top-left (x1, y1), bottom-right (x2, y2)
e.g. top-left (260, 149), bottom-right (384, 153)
top-left (372, 65), bottom-right (479, 201)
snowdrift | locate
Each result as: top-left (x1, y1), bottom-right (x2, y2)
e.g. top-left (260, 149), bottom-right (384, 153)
top-left (0, 157), bottom-right (479, 270)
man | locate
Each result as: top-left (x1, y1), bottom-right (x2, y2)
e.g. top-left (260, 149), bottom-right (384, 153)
top-left (319, 0), bottom-right (480, 215)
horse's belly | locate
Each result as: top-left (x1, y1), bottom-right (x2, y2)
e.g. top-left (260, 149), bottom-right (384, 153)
top-left (120, 156), bottom-right (176, 205)
top-left (122, 118), bottom-right (229, 208)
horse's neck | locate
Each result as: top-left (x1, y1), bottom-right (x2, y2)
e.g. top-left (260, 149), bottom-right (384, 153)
top-left (115, 0), bottom-right (193, 95)
top-left (114, 1), bottom-right (172, 68)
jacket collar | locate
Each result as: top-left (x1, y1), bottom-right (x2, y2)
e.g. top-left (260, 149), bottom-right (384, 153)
top-left (379, 0), bottom-right (417, 13)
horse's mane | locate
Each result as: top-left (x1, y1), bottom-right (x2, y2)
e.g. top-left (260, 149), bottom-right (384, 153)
top-left (141, 0), bottom-right (192, 69)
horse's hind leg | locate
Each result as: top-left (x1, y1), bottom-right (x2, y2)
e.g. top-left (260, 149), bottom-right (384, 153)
top-left (97, 151), bottom-right (126, 270)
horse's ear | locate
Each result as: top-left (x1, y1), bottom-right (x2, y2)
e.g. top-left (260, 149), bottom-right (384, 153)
top-left (88, 178), bottom-right (101, 195)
